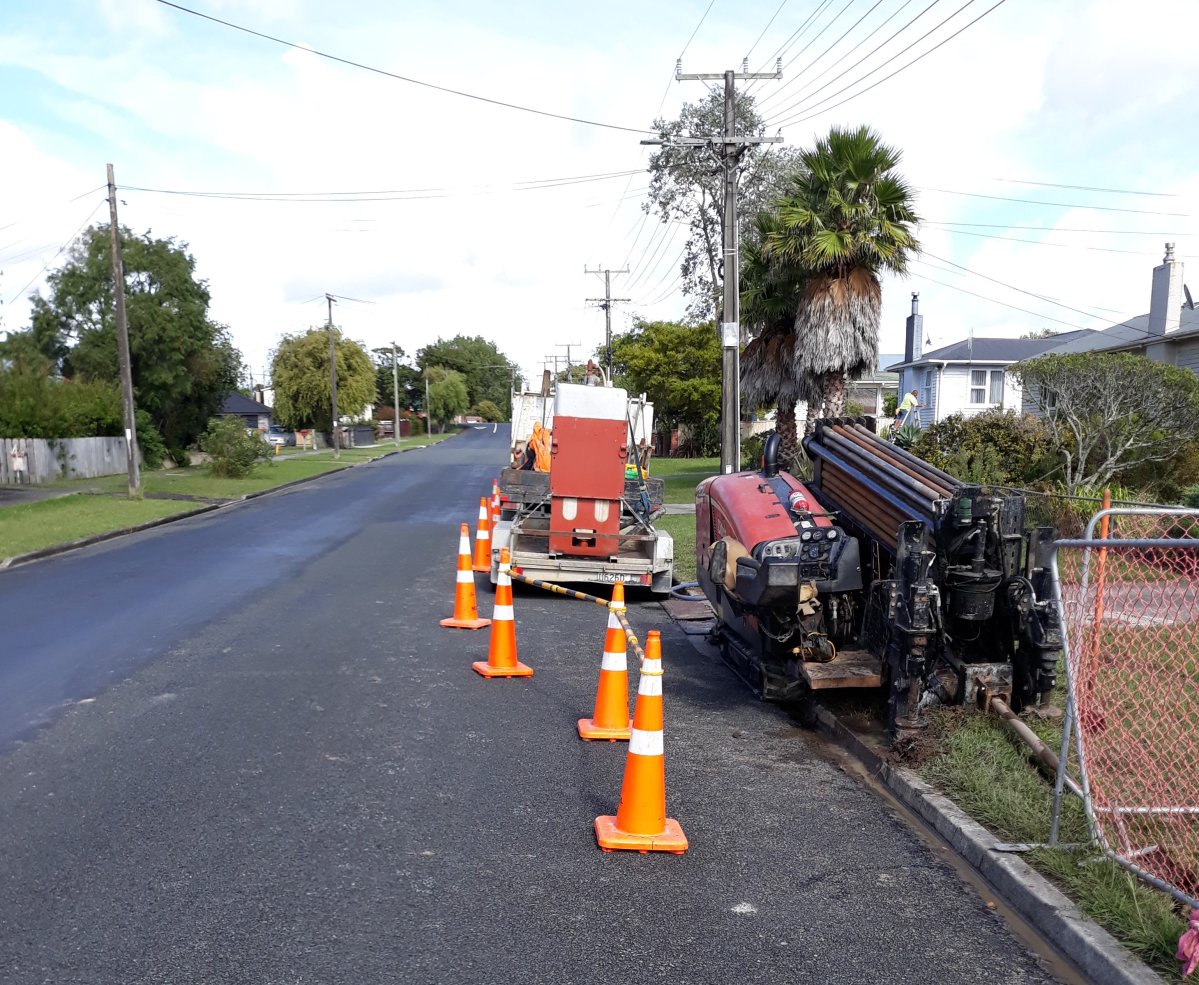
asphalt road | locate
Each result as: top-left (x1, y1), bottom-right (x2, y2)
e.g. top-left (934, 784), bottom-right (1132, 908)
top-left (0, 427), bottom-right (1065, 984)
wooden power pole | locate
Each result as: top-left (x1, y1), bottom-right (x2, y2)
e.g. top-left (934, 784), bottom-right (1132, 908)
top-left (106, 163), bottom-right (141, 498)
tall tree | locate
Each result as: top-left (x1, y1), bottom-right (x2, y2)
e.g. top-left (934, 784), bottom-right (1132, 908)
top-left (416, 336), bottom-right (516, 415)
top-left (271, 327), bottom-right (375, 430)
top-left (370, 345), bottom-right (422, 412)
top-left (16, 223), bottom-right (242, 456)
top-left (611, 318), bottom-right (721, 452)
top-left (425, 366), bottom-right (469, 432)
top-left (1014, 352), bottom-right (1199, 494)
top-left (647, 89), bottom-right (800, 323)
top-left (765, 125), bottom-right (919, 420)
top-left (740, 211), bottom-right (814, 468)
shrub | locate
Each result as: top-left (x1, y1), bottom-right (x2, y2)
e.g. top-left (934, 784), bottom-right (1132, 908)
top-left (134, 410), bottom-right (168, 470)
top-left (913, 410), bottom-right (1054, 485)
top-left (469, 399), bottom-right (504, 422)
top-left (1182, 485), bottom-right (1199, 509)
top-left (891, 420), bottom-right (921, 450)
top-left (200, 415), bottom-right (269, 478)
top-left (883, 391), bottom-right (898, 418)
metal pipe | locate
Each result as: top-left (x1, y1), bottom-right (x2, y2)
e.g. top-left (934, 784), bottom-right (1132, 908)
top-left (986, 692), bottom-right (1084, 798)
top-left (849, 423), bottom-right (960, 488)
top-left (834, 424), bottom-right (955, 497)
top-left (845, 424), bottom-right (959, 495)
top-left (819, 429), bottom-right (942, 508)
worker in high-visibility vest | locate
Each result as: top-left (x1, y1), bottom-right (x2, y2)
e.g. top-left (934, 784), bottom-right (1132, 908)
top-left (527, 420), bottom-right (552, 472)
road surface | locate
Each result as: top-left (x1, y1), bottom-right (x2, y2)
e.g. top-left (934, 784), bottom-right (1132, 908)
top-left (0, 427), bottom-right (1067, 983)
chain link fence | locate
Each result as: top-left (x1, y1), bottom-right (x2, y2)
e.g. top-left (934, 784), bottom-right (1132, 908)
top-left (1049, 507), bottom-right (1199, 908)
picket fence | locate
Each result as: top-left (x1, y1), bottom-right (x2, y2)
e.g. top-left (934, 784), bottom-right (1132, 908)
top-left (1, 437), bottom-right (139, 484)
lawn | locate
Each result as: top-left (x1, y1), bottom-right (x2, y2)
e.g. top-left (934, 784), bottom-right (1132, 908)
top-left (656, 513), bottom-right (697, 583)
top-left (0, 495), bottom-right (196, 558)
top-left (653, 456), bottom-right (719, 505)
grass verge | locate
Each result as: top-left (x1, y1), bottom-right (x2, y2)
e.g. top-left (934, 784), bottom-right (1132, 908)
top-left (0, 496), bottom-right (196, 558)
top-left (656, 513), bottom-right (696, 583)
top-left (4, 437), bottom-right (452, 561)
top-left (654, 456), bottom-right (719, 505)
top-left (920, 709), bottom-right (1185, 978)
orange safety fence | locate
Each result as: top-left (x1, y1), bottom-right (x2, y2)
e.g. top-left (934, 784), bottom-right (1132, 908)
top-left (1049, 507), bottom-right (1199, 908)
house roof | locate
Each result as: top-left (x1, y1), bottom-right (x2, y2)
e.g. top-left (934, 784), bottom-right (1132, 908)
top-left (221, 392), bottom-right (272, 415)
top-left (853, 353), bottom-right (903, 383)
top-left (1039, 308), bottom-right (1199, 356)
top-left (885, 330), bottom-right (1095, 371)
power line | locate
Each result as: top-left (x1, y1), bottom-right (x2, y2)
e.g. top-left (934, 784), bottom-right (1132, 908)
top-left (745, 0), bottom-right (836, 95)
top-left (917, 186), bottom-right (1189, 218)
top-left (992, 177), bottom-right (1178, 198)
top-left (760, 0), bottom-right (926, 117)
top-left (924, 220), bottom-right (1182, 234)
top-left (771, 0), bottom-right (1008, 129)
top-left (756, 0), bottom-right (890, 110)
top-left (745, 0), bottom-right (791, 63)
top-left (155, 0), bottom-right (653, 135)
top-left (909, 270), bottom-right (1098, 333)
top-left (5, 202), bottom-right (105, 306)
top-left (916, 253), bottom-right (1119, 322)
top-left (932, 227), bottom-right (1150, 256)
top-left (122, 169), bottom-right (646, 203)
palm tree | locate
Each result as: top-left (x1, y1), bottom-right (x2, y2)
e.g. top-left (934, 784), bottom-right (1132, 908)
top-left (767, 125), bottom-right (919, 419)
top-left (740, 212), bottom-right (816, 469)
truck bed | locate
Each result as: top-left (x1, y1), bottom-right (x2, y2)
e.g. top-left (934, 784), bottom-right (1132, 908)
top-left (499, 467), bottom-right (664, 511)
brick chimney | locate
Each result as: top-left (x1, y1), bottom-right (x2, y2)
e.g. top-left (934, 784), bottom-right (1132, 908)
top-left (904, 292), bottom-right (923, 362)
top-left (1148, 243), bottom-right (1183, 336)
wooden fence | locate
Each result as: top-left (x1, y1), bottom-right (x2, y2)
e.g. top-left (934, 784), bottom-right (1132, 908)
top-left (1, 437), bottom-right (139, 484)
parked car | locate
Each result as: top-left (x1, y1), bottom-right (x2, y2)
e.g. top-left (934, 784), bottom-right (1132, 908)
top-left (264, 425), bottom-right (295, 447)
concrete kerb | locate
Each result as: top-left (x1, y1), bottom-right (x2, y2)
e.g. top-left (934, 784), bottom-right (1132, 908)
top-left (0, 447), bottom-right (409, 570)
top-left (812, 706), bottom-right (1162, 985)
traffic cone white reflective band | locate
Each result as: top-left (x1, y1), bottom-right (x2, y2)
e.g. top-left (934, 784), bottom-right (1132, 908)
top-left (600, 649), bottom-right (627, 672)
top-left (456, 569), bottom-right (474, 584)
top-left (476, 527), bottom-right (488, 540)
top-left (458, 533), bottom-right (471, 554)
top-left (473, 547), bottom-right (532, 678)
top-left (628, 728), bottom-right (664, 757)
top-left (636, 672), bottom-right (663, 696)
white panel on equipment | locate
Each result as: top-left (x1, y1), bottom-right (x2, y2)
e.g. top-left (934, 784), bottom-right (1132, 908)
top-left (554, 383), bottom-right (628, 421)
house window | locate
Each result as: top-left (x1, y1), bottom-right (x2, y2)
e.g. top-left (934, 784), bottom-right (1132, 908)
top-left (1044, 389), bottom-right (1057, 411)
top-left (922, 368), bottom-right (933, 409)
top-left (970, 369), bottom-right (1005, 406)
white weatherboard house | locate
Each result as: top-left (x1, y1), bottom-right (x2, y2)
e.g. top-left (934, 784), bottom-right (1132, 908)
top-left (886, 294), bottom-right (1093, 426)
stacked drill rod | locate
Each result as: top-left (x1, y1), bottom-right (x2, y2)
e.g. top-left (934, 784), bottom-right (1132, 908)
top-left (804, 420), bottom-right (961, 553)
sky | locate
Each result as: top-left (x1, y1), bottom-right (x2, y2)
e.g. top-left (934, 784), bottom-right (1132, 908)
top-left (1, 0), bottom-right (1197, 392)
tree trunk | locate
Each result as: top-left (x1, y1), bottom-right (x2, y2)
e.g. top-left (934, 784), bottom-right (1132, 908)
top-left (776, 402), bottom-right (798, 472)
top-left (822, 371), bottom-right (847, 418)
top-left (803, 394), bottom-right (823, 436)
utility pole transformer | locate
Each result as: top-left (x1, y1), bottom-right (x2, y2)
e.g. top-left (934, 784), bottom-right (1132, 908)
top-left (584, 265), bottom-right (629, 379)
top-left (392, 341), bottom-right (401, 448)
top-left (326, 294), bottom-right (339, 459)
top-left (106, 163), bottom-right (141, 498)
top-left (643, 61), bottom-right (782, 475)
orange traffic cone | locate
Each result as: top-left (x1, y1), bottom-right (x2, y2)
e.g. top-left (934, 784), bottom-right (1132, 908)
top-left (578, 583), bottom-right (632, 741)
top-left (491, 480), bottom-right (501, 528)
top-left (595, 630), bottom-right (687, 854)
top-left (473, 497), bottom-right (492, 573)
top-left (441, 523), bottom-right (491, 630)
top-left (473, 548), bottom-right (533, 678)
